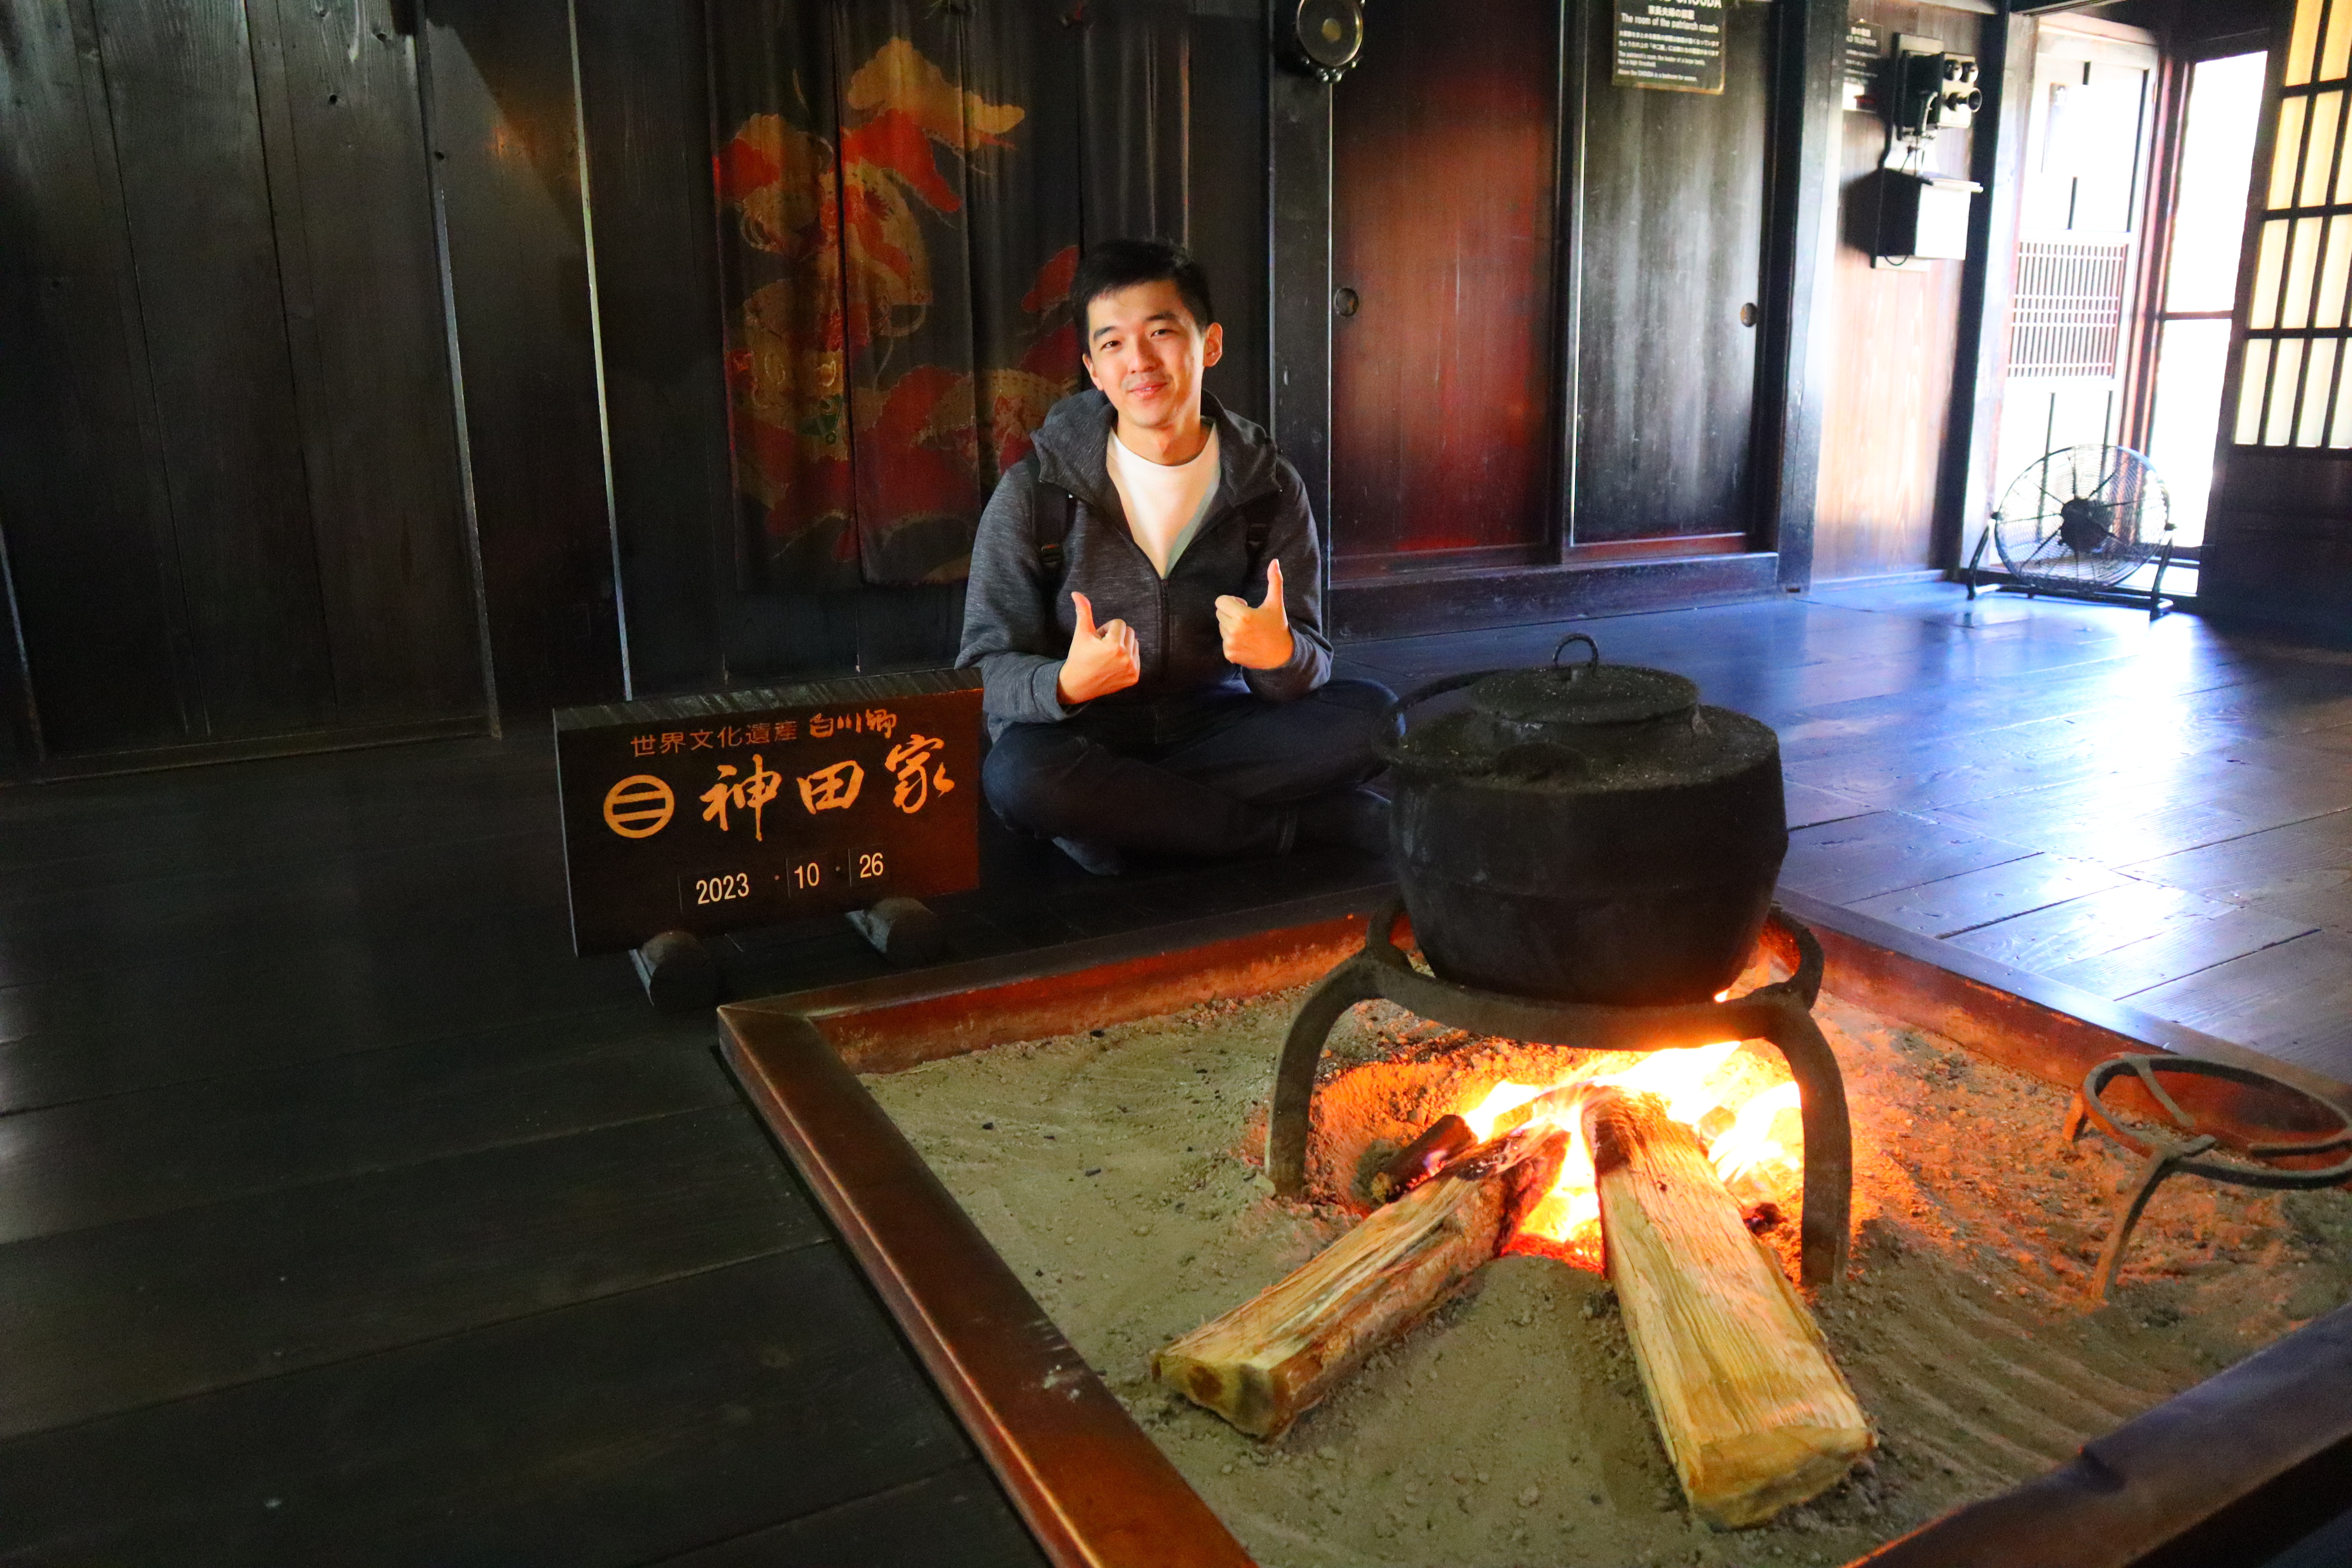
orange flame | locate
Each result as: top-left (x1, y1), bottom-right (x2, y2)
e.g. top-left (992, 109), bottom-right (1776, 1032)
top-left (1452, 1043), bottom-right (1801, 1266)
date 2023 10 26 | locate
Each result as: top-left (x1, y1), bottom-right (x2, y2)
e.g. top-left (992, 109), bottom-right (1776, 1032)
top-left (552, 673), bottom-right (984, 953)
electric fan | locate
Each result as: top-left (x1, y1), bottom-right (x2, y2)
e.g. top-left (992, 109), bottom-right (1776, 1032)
top-left (1967, 444), bottom-right (2180, 619)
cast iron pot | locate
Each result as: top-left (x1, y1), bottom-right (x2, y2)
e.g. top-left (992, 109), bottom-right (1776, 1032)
top-left (1377, 635), bottom-right (1788, 1006)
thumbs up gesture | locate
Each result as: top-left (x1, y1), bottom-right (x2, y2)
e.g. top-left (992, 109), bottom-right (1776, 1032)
top-left (1055, 592), bottom-right (1142, 705)
top-left (1215, 560), bottom-right (1295, 671)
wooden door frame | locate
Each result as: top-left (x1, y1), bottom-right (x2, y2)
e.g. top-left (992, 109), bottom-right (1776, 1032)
top-left (1949, 10), bottom-right (2035, 579)
top-left (2213, 4), bottom-right (2296, 483)
top-left (2119, 24), bottom-right (2276, 467)
top-left (1270, 0), bottom-right (1846, 640)
top-left (1947, 12), bottom-right (2165, 578)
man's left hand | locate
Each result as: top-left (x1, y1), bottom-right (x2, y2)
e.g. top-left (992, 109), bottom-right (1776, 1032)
top-left (1215, 560), bottom-right (1295, 671)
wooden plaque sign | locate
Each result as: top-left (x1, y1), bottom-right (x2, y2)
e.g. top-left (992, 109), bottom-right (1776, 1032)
top-left (1612, 0), bottom-right (1726, 95)
top-left (554, 670), bottom-right (984, 954)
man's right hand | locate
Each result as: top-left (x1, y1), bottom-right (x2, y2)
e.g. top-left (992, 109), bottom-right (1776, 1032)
top-left (1055, 592), bottom-right (1141, 705)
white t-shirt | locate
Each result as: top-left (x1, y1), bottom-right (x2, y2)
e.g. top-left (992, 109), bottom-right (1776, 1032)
top-left (1105, 426), bottom-right (1220, 578)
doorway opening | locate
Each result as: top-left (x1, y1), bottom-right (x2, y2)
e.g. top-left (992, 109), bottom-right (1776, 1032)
top-left (1991, 18), bottom-right (2272, 597)
top-left (1993, 19), bottom-right (2160, 575)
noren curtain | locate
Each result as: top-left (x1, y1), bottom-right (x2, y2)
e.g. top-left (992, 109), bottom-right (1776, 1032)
top-left (708, 0), bottom-right (1189, 590)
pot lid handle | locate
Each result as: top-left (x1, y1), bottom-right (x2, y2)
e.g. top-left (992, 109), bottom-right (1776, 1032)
top-left (1552, 633), bottom-right (1602, 672)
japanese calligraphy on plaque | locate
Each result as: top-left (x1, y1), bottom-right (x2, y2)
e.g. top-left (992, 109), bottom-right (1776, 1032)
top-left (1612, 0), bottom-right (1726, 94)
top-left (553, 670), bottom-right (983, 953)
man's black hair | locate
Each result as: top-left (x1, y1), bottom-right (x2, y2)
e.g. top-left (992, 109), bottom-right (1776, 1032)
top-left (1073, 238), bottom-right (1215, 351)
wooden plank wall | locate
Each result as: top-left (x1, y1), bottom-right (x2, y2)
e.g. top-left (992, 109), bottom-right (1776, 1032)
top-left (1267, 20), bottom-right (1334, 546)
top-left (0, 0), bottom-right (486, 767)
top-left (250, 0), bottom-right (487, 726)
top-left (0, 0), bottom-right (1890, 755)
top-left (95, 0), bottom-right (337, 739)
top-left (1812, 0), bottom-right (1993, 584)
top-left (0, 0), bottom-right (191, 759)
top-left (45, 0), bottom-right (2352, 764)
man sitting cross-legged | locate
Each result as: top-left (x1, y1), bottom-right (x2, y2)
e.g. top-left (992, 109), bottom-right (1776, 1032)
top-left (956, 237), bottom-right (1392, 875)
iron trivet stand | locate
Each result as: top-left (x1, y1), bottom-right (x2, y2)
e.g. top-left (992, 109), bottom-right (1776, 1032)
top-left (1266, 904), bottom-right (1853, 1289)
top-left (2061, 1052), bottom-right (2352, 1299)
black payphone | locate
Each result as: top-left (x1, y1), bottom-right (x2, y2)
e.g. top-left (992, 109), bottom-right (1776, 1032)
top-left (1874, 33), bottom-right (1985, 265)
top-left (1894, 39), bottom-right (1982, 141)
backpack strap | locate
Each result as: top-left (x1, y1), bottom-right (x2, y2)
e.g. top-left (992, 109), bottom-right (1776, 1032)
top-left (1241, 491), bottom-right (1277, 568)
top-left (1027, 453), bottom-right (1280, 584)
top-left (1025, 454), bottom-right (1076, 584)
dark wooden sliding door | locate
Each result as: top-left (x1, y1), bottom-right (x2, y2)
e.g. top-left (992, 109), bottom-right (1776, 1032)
top-left (1572, 0), bottom-right (1775, 550)
top-left (1328, 0), bottom-right (1564, 577)
top-left (2203, 0), bottom-right (2352, 637)
top-left (1326, 0), bottom-right (1779, 578)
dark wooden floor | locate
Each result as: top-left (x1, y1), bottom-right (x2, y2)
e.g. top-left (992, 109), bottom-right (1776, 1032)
top-left (1, 582), bottom-right (2347, 1562)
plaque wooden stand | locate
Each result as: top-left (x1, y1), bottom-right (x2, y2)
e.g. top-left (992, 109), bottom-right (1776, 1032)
top-left (631, 929), bottom-right (718, 1013)
top-left (846, 896), bottom-right (946, 966)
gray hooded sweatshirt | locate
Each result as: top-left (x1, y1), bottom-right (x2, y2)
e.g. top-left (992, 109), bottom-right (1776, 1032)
top-left (956, 389), bottom-right (1332, 740)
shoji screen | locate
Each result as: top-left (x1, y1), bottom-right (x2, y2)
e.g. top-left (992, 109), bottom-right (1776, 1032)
top-left (2236, 0), bottom-right (2352, 447)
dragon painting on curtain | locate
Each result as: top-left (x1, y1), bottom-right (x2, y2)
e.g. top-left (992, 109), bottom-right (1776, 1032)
top-left (713, 14), bottom-right (1086, 591)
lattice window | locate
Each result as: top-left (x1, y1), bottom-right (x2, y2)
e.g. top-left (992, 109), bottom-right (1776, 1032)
top-left (2010, 238), bottom-right (2132, 377)
top-left (2235, 0), bottom-right (2352, 446)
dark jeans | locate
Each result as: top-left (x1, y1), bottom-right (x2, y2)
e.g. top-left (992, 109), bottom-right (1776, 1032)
top-left (982, 679), bottom-right (1395, 858)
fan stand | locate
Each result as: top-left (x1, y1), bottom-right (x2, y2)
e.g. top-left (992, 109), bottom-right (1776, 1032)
top-left (1965, 524), bottom-right (2178, 622)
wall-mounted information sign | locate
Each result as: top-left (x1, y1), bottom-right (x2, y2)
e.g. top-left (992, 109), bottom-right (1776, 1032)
top-left (1844, 22), bottom-right (1884, 113)
top-left (554, 669), bottom-right (983, 953)
top-left (1612, 0), bottom-right (1725, 94)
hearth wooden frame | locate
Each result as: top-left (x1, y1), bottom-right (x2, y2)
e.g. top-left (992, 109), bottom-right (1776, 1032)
top-left (719, 887), bottom-right (2352, 1568)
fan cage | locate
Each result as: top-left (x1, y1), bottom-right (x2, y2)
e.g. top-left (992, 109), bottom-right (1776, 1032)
top-left (1991, 445), bottom-right (2174, 590)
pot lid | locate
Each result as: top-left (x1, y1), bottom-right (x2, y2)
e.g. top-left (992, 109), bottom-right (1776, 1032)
top-left (1468, 634), bottom-right (1697, 728)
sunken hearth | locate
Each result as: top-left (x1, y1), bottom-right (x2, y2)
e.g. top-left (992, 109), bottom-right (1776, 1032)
top-left (1160, 905), bottom-right (1868, 1530)
top-left (727, 907), bottom-right (2352, 1568)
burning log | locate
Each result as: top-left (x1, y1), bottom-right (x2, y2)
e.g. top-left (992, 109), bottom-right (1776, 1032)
top-left (1366, 1112), bottom-right (1476, 1202)
top-left (1587, 1087), bottom-right (1872, 1528)
top-left (1155, 1125), bottom-right (1569, 1438)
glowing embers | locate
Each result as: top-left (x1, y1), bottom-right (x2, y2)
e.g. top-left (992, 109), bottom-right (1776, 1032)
top-left (1401, 1043), bottom-right (1807, 1270)
top-left (1263, 903), bottom-right (1852, 1289)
